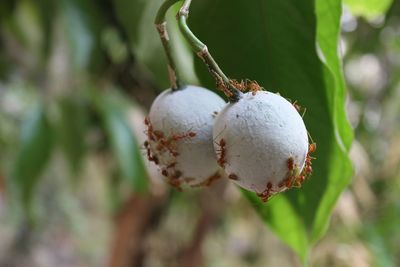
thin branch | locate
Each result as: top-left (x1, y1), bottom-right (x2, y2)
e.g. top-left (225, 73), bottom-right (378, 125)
top-left (177, 0), bottom-right (242, 102)
top-left (155, 0), bottom-right (182, 90)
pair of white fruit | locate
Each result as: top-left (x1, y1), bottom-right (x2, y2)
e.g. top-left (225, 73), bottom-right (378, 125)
top-left (145, 85), bottom-right (311, 201)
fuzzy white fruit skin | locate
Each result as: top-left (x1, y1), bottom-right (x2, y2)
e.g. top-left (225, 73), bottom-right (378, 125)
top-left (148, 85), bottom-right (226, 186)
top-left (213, 91), bottom-right (309, 194)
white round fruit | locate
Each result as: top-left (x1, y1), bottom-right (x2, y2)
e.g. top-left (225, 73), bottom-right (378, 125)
top-left (213, 91), bottom-right (309, 199)
top-left (146, 85), bottom-right (226, 188)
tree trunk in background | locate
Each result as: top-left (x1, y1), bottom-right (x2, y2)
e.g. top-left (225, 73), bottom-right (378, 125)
top-left (107, 194), bottom-right (167, 267)
top-left (176, 180), bottom-right (228, 267)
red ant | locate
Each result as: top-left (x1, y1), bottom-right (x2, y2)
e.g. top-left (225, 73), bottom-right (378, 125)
top-left (144, 141), bottom-right (160, 165)
top-left (302, 143), bottom-right (316, 177)
top-left (291, 142), bottom-right (317, 188)
top-left (157, 137), bottom-right (178, 157)
top-left (144, 117), bottom-right (150, 126)
top-left (229, 79), bottom-right (246, 91)
top-left (173, 170), bottom-right (182, 179)
top-left (283, 157), bottom-right (296, 188)
top-left (278, 179), bottom-right (286, 188)
top-left (278, 176), bottom-right (293, 189)
top-left (184, 177), bottom-right (195, 184)
top-left (292, 100), bottom-right (306, 117)
top-left (166, 162), bottom-right (177, 169)
top-left (293, 175), bottom-right (305, 188)
top-left (157, 130), bottom-right (196, 157)
top-left (147, 131), bottom-right (155, 141)
top-left (152, 156), bottom-right (159, 165)
top-left (144, 117), bottom-right (156, 141)
top-left (153, 130), bottom-right (164, 139)
top-left (215, 139), bottom-right (227, 167)
top-left (292, 101), bottom-right (302, 112)
top-left (228, 173), bottom-right (239, 180)
top-left (285, 177), bottom-right (294, 188)
top-left (163, 170), bottom-right (183, 191)
top-left (166, 178), bottom-right (182, 191)
top-left (147, 154), bottom-right (159, 165)
top-left (216, 76), bottom-right (233, 97)
top-left (305, 165), bottom-right (312, 173)
top-left (156, 143), bottom-right (164, 151)
top-left (257, 182), bottom-right (273, 202)
top-left (190, 173), bottom-right (220, 188)
top-left (171, 131), bottom-right (196, 141)
top-left (308, 143), bottom-right (316, 154)
top-left (246, 80), bottom-right (262, 96)
top-left (204, 173), bottom-right (221, 186)
top-left (287, 157), bottom-right (294, 170)
top-left (170, 150), bottom-right (179, 157)
top-left (266, 181), bottom-right (272, 191)
top-left (230, 79), bottom-right (262, 95)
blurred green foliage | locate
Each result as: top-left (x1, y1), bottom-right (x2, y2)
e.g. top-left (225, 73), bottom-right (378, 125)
top-left (344, 0), bottom-right (393, 19)
top-left (94, 89), bottom-right (149, 192)
top-left (12, 104), bottom-right (53, 221)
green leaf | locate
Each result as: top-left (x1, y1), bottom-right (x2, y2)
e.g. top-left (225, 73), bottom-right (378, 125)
top-left (56, 96), bottom-right (87, 175)
top-left (95, 90), bottom-right (148, 192)
top-left (344, 0), bottom-right (393, 19)
top-left (190, 0), bottom-right (353, 261)
top-left (12, 104), bottom-right (53, 220)
top-left (314, 0), bottom-right (354, 241)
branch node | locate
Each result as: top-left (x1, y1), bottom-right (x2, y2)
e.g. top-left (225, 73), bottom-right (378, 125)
top-left (177, 8), bottom-right (189, 19)
top-left (156, 22), bottom-right (169, 41)
top-left (196, 45), bottom-right (208, 58)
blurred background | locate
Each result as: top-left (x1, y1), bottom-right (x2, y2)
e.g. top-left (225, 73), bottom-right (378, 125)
top-left (0, 0), bottom-right (400, 267)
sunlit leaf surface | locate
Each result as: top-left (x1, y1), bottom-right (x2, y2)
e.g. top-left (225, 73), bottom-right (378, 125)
top-left (189, 0), bottom-right (353, 260)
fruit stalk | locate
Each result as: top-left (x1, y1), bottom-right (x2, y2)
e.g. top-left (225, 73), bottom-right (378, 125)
top-left (177, 0), bottom-right (242, 102)
top-left (155, 0), bottom-right (182, 90)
